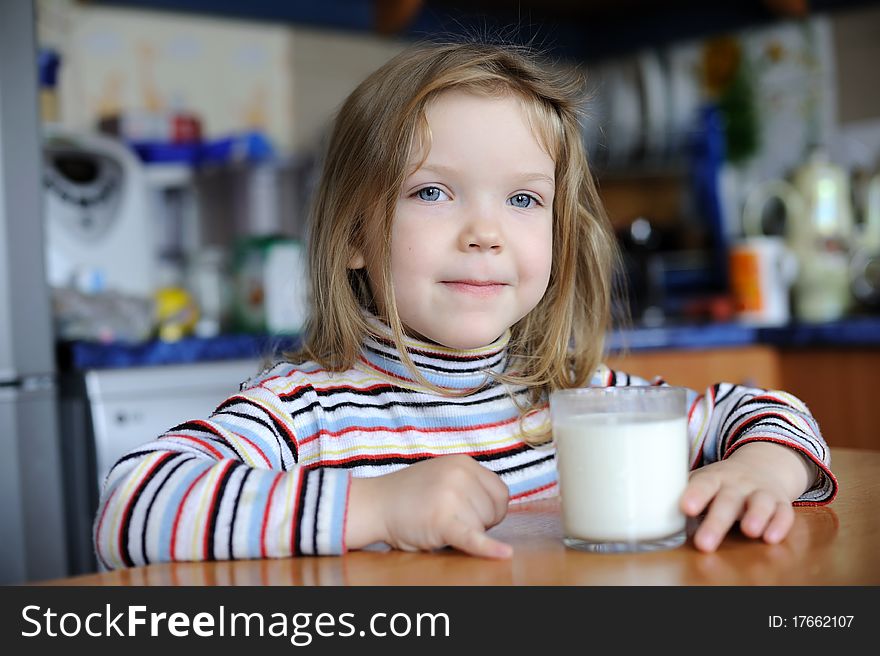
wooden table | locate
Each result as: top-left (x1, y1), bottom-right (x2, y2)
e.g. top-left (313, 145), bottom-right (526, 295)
top-left (46, 448), bottom-right (880, 586)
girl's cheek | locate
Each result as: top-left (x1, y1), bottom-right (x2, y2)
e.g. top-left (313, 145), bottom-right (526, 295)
top-left (519, 240), bottom-right (553, 269)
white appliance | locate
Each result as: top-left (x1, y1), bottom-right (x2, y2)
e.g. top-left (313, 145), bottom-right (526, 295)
top-left (85, 359), bottom-right (261, 492)
top-left (43, 128), bottom-right (156, 296)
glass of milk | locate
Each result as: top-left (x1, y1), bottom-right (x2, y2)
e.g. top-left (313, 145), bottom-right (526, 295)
top-left (550, 386), bottom-right (690, 553)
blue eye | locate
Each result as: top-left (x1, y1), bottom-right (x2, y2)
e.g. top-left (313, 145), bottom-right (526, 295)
top-left (416, 187), bottom-right (449, 202)
top-left (509, 193), bottom-right (539, 209)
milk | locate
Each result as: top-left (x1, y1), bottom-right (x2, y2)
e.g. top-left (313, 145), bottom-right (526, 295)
top-left (554, 412), bottom-right (688, 542)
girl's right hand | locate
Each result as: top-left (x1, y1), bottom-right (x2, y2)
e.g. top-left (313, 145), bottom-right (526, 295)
top-left (346, 454), bottom-right (513, 559)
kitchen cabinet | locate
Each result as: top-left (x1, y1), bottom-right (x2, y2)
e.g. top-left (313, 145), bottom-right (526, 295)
top-left (606, 344), bottom-right (781, 392)
top-left (779, 349), bottom-right (880, 452)
top-left (607, 345), bottom-right (880, 450)
top-left (92, 0), bottom-right (875, 61)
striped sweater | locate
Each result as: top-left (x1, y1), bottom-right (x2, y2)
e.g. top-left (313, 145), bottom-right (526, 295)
top-left (94, 316), bottom-right (837, 569)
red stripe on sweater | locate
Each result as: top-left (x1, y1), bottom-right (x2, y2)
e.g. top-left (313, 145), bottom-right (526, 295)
top-left (688, 393), bottom-right (703, 423)
top-left (299, 415), bottom-right (519, 446)
top-left (256, 366), bottom-right (331, 387)
top-left (169, 468), bottom-right (210, 560)
top-left (260, 474), bottom-right (284, 559)
top-left (162, 432), bottom-right (225, 459)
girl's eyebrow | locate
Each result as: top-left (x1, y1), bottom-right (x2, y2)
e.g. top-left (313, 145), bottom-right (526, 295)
top-left (408, 163), bottom-right (457, 178)
top-left (518, 173), bottom-right (556, 187)
top-left (410, 163), bottom-right (555, 186)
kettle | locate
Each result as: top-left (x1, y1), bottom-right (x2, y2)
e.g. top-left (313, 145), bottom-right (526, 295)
top-left (850, 172), bottom-right (880, 307)
top-left (742, 149), bottom-right (880, 322)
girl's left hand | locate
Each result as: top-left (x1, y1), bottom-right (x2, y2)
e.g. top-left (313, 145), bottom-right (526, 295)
top-left (679, 441), bottom-right (818, 553)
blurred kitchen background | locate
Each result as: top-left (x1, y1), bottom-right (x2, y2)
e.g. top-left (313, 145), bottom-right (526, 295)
top-left (2, 0), bottom-right (880, 583)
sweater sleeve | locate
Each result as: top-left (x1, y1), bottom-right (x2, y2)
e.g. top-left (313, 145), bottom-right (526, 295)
top-left (592, 364), bottom-right (838, 506)
top-left (93, 380), bottom-right (351, 570)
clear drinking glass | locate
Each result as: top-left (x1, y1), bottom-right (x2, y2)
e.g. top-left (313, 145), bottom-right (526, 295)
top-left (550, 386), bottom-right (690, 553)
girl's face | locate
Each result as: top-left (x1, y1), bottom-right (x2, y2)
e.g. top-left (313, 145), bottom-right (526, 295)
top-left (355, 90), bottom-right (555, 349)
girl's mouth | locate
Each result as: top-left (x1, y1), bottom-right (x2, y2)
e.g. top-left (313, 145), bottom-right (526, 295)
top-left (441, 280), bottom-right (508, 296)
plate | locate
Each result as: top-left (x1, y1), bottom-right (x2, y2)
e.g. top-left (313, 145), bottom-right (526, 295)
top-left (665, 42), bottom-right (702, 154)
top-left (604, 58), bottom-right (642, 167)
top-left (580, 65), bottom-right (608, 165)
top-left (638, 50), bottom-right (668, 161)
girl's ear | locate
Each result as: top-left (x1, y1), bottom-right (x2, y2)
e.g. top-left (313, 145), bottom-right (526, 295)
top-left (347, 251), bottom-right (366, 269)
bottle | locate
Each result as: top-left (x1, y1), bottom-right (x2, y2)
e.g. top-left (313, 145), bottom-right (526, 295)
top-left (231, 235), bottom-right (307, 335)
top-left (188, 246), bottom-right (231, 338)
top-left (167, 93), bottom-right (202, 144)
top-left (38, 49), bottom-right (61, 125)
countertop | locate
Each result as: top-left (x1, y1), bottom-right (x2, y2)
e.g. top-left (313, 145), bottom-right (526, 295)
top-left (58, 315), bottom-right (880, 371)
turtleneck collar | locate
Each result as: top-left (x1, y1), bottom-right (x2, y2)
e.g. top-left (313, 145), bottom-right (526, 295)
top-left (359, 312), bottom-right (510, 391)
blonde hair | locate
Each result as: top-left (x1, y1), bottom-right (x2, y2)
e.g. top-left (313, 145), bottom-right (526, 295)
top-left (295, 40), bottom-right (622, 444)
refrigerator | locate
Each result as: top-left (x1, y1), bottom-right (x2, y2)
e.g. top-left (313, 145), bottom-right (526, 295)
top-left (0, 1), bottom-right (69, 584)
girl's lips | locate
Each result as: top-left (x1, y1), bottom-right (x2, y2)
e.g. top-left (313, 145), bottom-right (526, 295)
top-left (441, 281), bottom-right (508, 297)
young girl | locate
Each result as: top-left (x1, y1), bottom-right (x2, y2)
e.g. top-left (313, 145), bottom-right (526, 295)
top-left (94, 41), bottom-right (836, 569)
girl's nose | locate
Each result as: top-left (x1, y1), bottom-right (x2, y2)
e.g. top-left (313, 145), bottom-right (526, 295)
top-left (459, 216), bottom-right (503, 253)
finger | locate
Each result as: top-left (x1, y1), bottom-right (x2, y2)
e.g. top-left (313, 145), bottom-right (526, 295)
top-left (444, 517), bottom-right (513, 559)
top-left (464, 482), bottom-right (503, 529)
top-left (694, 488), bottom-right (746, 552)
top-left (446, 456), bottom-right (510, 526)
top-left (680, 471), bottom-right (722, 517)
top-left (434, 457), bottom-right (499, 527)
top-left (763, 502), bottom-right (795, 545)
top-left (467, 491), bottom-right (508, 531)
top-left (739, 490), bottom-right (778, 539)
top-left (473, 468), bottom-right (510, 525)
